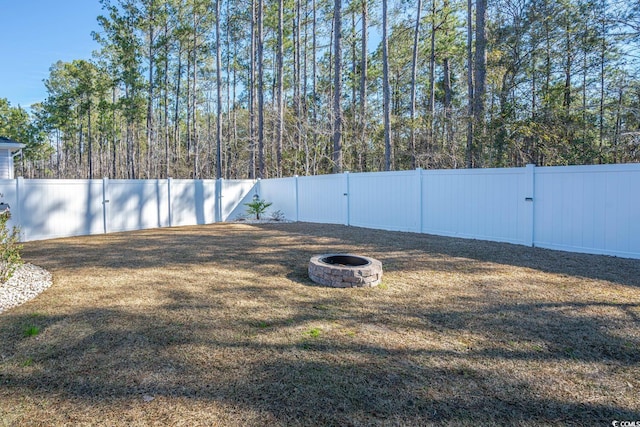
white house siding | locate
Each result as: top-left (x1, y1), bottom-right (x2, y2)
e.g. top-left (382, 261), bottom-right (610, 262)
top-left (0, 150), bottom-right (13, 179)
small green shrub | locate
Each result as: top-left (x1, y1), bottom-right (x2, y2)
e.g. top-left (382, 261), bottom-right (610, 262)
top-left (244, 199), bottom-right (273, 220)
top-left (304, 327), bottom-right (321, 338)
top-left (0, 208), bottom-right (22, 283)
top-left (23, 325), bottom-right (40, 337)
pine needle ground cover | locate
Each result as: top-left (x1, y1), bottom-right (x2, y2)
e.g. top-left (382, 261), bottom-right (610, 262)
top-left (1, 223), bottom-right (639, 426)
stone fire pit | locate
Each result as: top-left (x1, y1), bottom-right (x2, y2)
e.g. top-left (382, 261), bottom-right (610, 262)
top-left (308, 254), bottom-right (383, 288)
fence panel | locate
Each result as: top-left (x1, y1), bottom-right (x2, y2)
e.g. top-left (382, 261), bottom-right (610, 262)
top-left (533, 164), bottom-right (640, 258)
top-left (297, 174), bottom-right (346, 224)
top-left (421, 168), bottom-right (529, 245)
top-left (221, 179), bottom-right (257, 221)
top-left (107, 179), bottom-right (169, 233)
top-left (257, 177), bottom-right (297, 221)
top-left (349, 171), bottom-right (420, 232)
top-left (20, 179), bottom-right (104, 240)
top-left (170, 180), bottom-right (217, 226)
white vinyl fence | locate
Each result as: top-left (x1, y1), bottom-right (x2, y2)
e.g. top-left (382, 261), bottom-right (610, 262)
top-left (1, 163), bottom-right (638, 259)
top-left (257, 164), bottom-right (640, 259)
top-left (0, 177), bottom-right (255, 241)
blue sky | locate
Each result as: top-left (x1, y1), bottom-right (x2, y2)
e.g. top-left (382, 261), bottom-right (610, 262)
top-left (0, 0), bottom-right (103, 109)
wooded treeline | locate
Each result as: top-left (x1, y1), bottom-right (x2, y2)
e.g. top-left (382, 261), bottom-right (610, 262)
top-left (3, 0), bottom-right (640, 179)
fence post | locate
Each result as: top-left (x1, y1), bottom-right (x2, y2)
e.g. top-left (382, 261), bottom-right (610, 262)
top-left (15, 176), bottom-right (24, 241)
top-left (155, 179), bottom-right (162, 228)
top-left (524, 164), bottom-right (535, 246)
top-left (344, 171), bottom-right (350, 226)
top-left (102, 177), bottom-right (109, 234)
top-left (416, 168), bottom-right (423, 233)
top-left (215, 178), bottom-right (223, 222)
top-left (255, 178), bottom-right (261, 199)
top-left (167, 177), bottom-right (172, 227)
top-left (294, 175), bottom-right (299, 222)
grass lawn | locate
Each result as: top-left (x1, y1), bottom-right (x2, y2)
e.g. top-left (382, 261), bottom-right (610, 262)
top-left (1, 222), bottom-right (639, 426)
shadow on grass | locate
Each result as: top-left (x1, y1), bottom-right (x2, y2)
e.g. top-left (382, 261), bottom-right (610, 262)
top-left (2, 222), bottom-right (638, 423)
top-left (255, 223), bottom-right (640, 288)
top-left (1, 297), bottom-right (639, 424)
top-left (21, 222), bottom-right (640, 290)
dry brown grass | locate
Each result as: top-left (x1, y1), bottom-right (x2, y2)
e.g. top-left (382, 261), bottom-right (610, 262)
top-left (1, 222), bottom-right (639, 426)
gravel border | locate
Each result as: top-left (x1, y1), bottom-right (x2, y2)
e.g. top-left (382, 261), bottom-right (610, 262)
top-left (0, 263), bottom-right (53, 314)
top-left (231, 219), bottom-right (294, 224)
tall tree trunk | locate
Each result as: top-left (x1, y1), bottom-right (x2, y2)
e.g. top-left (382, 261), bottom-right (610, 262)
top-left (78, 111), bottom-right (83, 177)
top-left (112, 86), bottom-right (117, 178)
top-left (311, 0), bottom-right (318, 174)
top-left (563, 24), bottom-right (572, 111)
top-left (294, 0), bottom-right (302, 174)
top-left (543, 0), bottom-right (551, 111)
top-left (192, 8), bottom-right (200, 178)
top-left (582, 38), bottom-right (588, 150)
top-left (441, 0), bottom-right (454, 167)
top-left (473, 0), bottom-right (487, 166)
top-left (328, 3), bottom-right (334, 173)
top-left (257, 0), bottom-right (266, 178)
top-left (427, 0), bottom-right (437, 167)
top-left (56, 129), bottom-right (61, 178)
top-left (225, 0), bottom-right (233, 179)
top-left (206, 85), bottom-right (213, 177)
top-left (125, 85), bottom-right (133, 178)
top-left (302, 0), bottom-right (310, 175)
top-left (174, 42), bottom-right (183, 172)
top-left (332, 0), bottom-right (343, 173)
top-left (163, 3), bottom-right (169, 178)
top-left (598, 0), bottom-right (606, 163)
top-left (135, 124), bottom-right (141, 178)
top-left (443, 56), bottom-right (455, 167)
top-left (465, 0), bottom-right (474, 168)
top-left (530, 50), bottom-right (538, 164)
top-left (359, 0), bottom-right (368, 172)
top-left (216, 0), bottom-right (223, 179)
top-left (147, 8), bottom-right (155, 179)
top-left (351, 9), bottom-right (357, 170)
top-left (88, 99), bottom-right (93, 179)
top-left (248, 0), bottom-right (256, 179)
top-left (410, 0), bottom-right (423, 169)
top-left (231, 42), bottom-right (238, 178)
top-left (276, 0), bottom-right (284, 177)
top-left (613, 85), bottom-right (622, 164)
top-left (186, 46), bottom-right (192, 160)
top-left (382, 0), bottom-right (392, 170)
